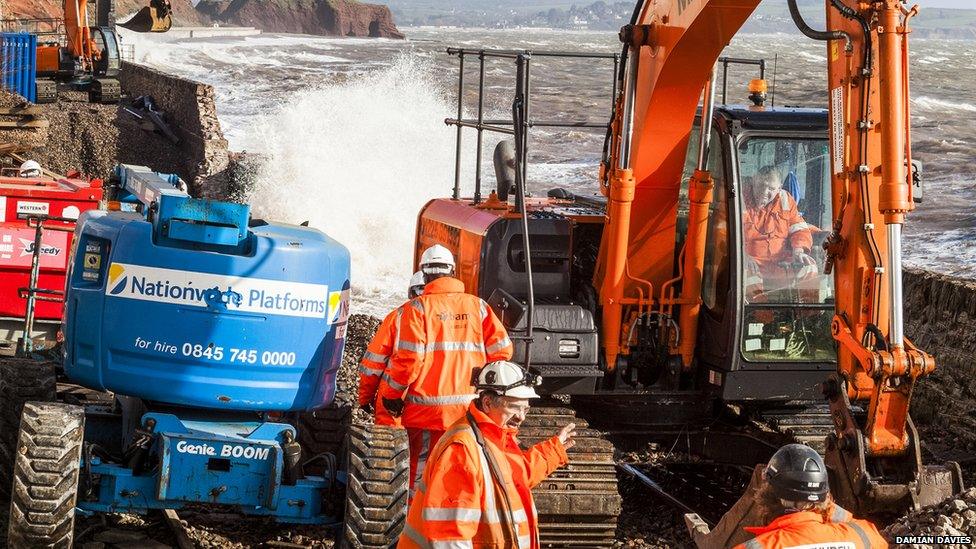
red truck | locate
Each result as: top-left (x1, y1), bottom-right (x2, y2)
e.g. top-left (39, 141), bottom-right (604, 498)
top-left (0, 172), bottom-right (103, 352)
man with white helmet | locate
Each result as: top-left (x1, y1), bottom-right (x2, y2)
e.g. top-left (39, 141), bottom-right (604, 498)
top-left (18, 160), bottom-right (42, 178)
top-left (399, 360), bottom-right (575, 549)
top-left (379, 244), bottom-right (514, 492)
top-left (357, 271), bottom-right (427, 427)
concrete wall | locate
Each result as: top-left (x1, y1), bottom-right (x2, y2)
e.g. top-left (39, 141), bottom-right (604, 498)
top-left (118, 61), bottom-right (229, 195)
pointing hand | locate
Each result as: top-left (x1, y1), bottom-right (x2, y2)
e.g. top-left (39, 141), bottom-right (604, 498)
top-left (558, 422), bottom-right (577, 450)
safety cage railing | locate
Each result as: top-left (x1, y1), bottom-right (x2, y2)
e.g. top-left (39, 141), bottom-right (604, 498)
top-left (444, 47), bottom-right (620, 209)
top-left (443, 47), bottom-right (618, 368)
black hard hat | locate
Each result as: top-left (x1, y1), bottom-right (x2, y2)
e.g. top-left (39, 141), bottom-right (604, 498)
top-left (764, 443), bottom-right (829, 503)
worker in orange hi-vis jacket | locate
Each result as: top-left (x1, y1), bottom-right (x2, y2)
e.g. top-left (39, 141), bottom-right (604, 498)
top-left (378, 244), bottom-right (514, 493)
top-left (731, 444), bottom-right (887, 549)
top-left (357, 271), bottom-right (426, 427)
top-left (742, 165), bottom-right (818, 302)
top-left (398, 361), bottom-right (575, 549)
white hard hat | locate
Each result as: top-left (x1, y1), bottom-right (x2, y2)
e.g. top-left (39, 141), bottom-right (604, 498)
top-left (18, 160), bottom-right (41, 177)
top-left (419, 244), bottom-right (455, 275)
top-left (408, 270), bottom-right (425, 298)
top-left (472, 360), bottom-right (541, 399)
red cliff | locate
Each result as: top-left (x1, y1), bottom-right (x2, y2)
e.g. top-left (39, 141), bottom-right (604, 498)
top-left (196, 0), bottom-right (403, 39)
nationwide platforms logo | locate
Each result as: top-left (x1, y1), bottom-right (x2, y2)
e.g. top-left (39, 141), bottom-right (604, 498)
top-left (109, 264), bottom-right (128, 294)
top-left (105, 263), bottom-right (332, 320)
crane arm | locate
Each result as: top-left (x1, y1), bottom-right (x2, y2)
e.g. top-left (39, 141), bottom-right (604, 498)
top-left (63, 0), bottom-right (95, 65)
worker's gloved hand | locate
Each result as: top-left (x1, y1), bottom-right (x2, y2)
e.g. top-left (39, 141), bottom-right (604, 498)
top-left (361, 401), bottom-right (375, 416)
top-left (558, 422), bottom-right (577, 450)
top-left (382, 397), bottom-right (405, 418)
top-left (792, 248), bottom-right (818, 278)
top-left (792, 247), bottom-right (816, 266)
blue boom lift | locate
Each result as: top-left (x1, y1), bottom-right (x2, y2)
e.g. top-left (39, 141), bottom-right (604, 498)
top-left (0, 164), bottom-right (408, 547)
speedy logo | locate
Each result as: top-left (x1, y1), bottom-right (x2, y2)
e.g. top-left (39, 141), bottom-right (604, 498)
top-left (106, 263), bottom-right (331, 319)
top-left (18, 238), bottom-right (61, 257)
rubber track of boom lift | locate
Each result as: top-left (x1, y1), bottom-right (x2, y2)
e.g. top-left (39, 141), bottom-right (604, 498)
top-left (0, 359), bottom-right (57, 501)
top-left (295, 402), bottom-right (353, 474)
top-left (341, 423), bottom-right (410, 548)
top-left (7, 401), bottom-right (84, 548)
top-left (519, 403), bottom-right (622, 548)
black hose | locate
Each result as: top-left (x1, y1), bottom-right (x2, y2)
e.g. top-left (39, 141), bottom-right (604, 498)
top-left (787, 0), bottom-right (851, 49)
top-left (830, 0), bottom-right (873, 75)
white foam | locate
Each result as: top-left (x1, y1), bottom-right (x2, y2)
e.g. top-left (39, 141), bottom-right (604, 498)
top-left (912, 95), bottom-right (976, 113)
top-left (243, 55), bottom-right (457, 316)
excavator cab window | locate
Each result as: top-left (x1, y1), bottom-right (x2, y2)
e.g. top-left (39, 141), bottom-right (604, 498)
top-left (736, 135), bottom-right (836, 362)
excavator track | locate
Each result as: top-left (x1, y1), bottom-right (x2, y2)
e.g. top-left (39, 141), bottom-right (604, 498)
top-left (519, 402), bottom-right (621, 548)
top-left (754, 402), bottom-right (840, 455)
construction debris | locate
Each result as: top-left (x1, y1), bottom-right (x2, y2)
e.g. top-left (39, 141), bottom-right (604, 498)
top-left (884, 488), bottom-right (976, 547)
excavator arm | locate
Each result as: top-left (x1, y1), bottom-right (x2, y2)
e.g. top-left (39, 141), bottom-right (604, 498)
top-left (599, 0), bottom-right (962, 515)
top-left (52, 0), bottom-right (169, 75)
top-left (816, 0), bottom-right (963, 514)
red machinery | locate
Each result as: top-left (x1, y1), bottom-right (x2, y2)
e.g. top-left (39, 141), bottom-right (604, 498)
top-left (0, 172), bottom-right (102, 351)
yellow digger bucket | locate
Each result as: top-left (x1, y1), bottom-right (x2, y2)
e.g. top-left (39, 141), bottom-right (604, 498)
top-left (119, 6), bottom-right (172, 33)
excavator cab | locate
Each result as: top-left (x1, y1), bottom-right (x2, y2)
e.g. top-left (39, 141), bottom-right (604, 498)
top-left (690, 107), bottom-right (839, 403)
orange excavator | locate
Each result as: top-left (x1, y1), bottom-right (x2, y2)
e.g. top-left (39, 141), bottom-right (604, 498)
top-left (412, 0), bottom-right (963, 541)
top-left (31, 0), bottom-right (171, 103)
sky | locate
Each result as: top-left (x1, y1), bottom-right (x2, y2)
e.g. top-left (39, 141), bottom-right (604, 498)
top-left (913, 0), bottom-right (972, 7)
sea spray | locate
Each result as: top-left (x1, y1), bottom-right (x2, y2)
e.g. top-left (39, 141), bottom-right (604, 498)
top-left (243, 54), bottom-right (459, 316)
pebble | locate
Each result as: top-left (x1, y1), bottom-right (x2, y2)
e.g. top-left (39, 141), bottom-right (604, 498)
top-left (884, 488), bottom-right (976, 548)
top-left (93, 529), bottom-right (147, 543)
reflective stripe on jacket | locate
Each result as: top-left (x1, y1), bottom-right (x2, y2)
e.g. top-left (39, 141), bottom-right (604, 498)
top-left (358, 306), bottom-right (403, 427)
top-left (734, 504), bottom-right (889, 549)
top-left (381, 277), bottom-right (513, 430)
top-left (743, 189), bottom-right (814, 273)
top-left (398, 402), bottom-right (568, 549)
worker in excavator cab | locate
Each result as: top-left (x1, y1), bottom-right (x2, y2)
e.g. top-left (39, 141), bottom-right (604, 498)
top-left (733, 444), bottom-right (887, 549)
top-left (742, 165), bottom-right (817, 300)
top-left (399, 360), bottom-right (575, 549)
top-left (379, 244), bottom-right (514, 493)
top-left (358, 271), bottom-right (427, 427)
top-left (18, 160), bottom-right (42, 178)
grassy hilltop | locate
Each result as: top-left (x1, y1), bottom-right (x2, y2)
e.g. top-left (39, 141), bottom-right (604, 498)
top-left (388, 0), bottom-right (976, 38)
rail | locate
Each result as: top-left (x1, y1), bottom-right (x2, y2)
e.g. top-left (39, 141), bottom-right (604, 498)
top-left (16, 214), bottom-right (75, 357)
top-left (444, 47), bottom-right (619, 204)
top-left (444, 46), bottom-right (618, 369)
top-left (716, 56), bottom-right (765, 105)
top-left (0, 18), bottom-right (66, 40)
